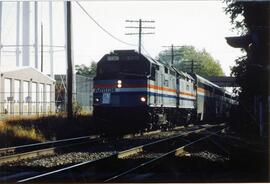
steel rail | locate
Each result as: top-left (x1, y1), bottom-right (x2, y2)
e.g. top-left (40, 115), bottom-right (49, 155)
top-left (1, 124), bottom-right (189, 154)
top-left (0, 135), bottom-right (100, 155)
top-left (17, 124), bottom-right (225, 183)
top-left (104, 128), bottom-right (225, 182)
top-left (0, 125), bottom-right (184, 165)
top-left (0, 139), bottom-right (100, 165)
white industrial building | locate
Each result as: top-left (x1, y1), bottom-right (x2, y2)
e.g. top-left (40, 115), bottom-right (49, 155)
top-left (0, 2), bottom-right (61, 116)
top-left (0, 2), bottom-right (73, 116)
top-left (0, 67), bottom-right (55, 115)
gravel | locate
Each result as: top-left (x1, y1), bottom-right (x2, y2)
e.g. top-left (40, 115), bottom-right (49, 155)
top-left (126, 151), bottom-right (164, 160)
top-left (9, 151), bottom-right (116, 168)
top-left (3, 128), bottom-right (187, 168)
top-left (191, 151), bottom-right (229, 162)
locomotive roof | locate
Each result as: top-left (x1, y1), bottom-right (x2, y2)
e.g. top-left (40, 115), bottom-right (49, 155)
top-left (143, 54), bottom-right (163, 65)
top-left (170, 66), bottom-right (194, 81)
top-left (145, 54), bottom-right (194, 81)
top-left (108, 50), bottom-right (194, 80)
top-left (109, 50), bottom-right (161, 64)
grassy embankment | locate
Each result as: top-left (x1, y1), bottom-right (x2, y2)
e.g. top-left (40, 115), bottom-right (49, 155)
top-left (0, 114), bottom-right (97, 148)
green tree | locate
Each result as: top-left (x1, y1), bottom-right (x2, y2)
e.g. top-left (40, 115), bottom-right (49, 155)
top-left (224, 1), bottom-right (270, 137)
top-left (224, 0), bottom-right (247, 35)
top-left (224, 1), bottom-right (248, 96)
top-left (75, 62), bottom-right (97, 76)
top-left (157, 46), bottom-right (224, 77)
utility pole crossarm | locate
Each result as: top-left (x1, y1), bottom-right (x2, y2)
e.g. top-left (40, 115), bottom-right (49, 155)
top-left (125, 19), bottom-right (155, 54)
top-left (162, 45), bottom-right (182, 66)
top-left (126, 20), bottom-right (155, 23)
top-left (125, 32), bottom-right (155, 35)
top-left (125, 26), bottom-right (155, 29)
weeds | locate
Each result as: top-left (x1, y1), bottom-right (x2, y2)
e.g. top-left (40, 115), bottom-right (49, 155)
top-left (0, 114), bottom-right (96, 148)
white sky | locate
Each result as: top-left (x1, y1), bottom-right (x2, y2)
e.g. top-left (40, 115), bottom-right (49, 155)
top-left (0, 1), bottom-right (243, 76)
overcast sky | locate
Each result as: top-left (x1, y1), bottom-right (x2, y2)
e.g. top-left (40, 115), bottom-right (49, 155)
top-left (1, 1), bottom-right (243, 76)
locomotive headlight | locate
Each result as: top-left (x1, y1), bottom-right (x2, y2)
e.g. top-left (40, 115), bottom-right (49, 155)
top-left (140, 96), bottom-right (146, 102)
top-left (117, 80), bottom-right (122, 88)
top-left (95, 98), bottom-right (100, 102)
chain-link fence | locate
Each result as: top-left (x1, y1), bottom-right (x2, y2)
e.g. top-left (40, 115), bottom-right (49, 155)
top-left (0, 76), bottom-right (55, 117)
top-left (55, 74), bottom-right (93, 114)
top-left (0, 91), bottom-right (55, 115)
top-left (0, 74), bottom-right (93, 116)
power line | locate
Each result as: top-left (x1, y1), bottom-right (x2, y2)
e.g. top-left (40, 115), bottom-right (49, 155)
top-left (180, 60), bottom-right (201, 73)
top-left (162, 45), bottom-right (182, 66)
top-left (141, 44), bottom-right (154, 60)
top-left (125, 19), bottom-right (155, 54)
top-left (75, 1), bottom-right (137, 47)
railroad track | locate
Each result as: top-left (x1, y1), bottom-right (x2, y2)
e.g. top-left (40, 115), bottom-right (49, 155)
top-left (0, 135), bottom-right (101, 165)
top-left (17, 123), bottom-right (226, 183)
top-left (106, 128), bottom-right (224, 182)
top-left (0, 126), bottom-right (178, 166)
top-left (0, 126), bottom-right (181, 166)
top-left (0, 124), bottom-right (192, 182)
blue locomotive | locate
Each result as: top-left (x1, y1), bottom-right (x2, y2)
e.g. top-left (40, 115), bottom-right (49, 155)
top-left (93, 50), bottom-right (236, 133)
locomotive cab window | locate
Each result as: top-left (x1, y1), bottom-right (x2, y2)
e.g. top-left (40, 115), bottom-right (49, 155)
top-left (150, 64), bottom-right (158, 80)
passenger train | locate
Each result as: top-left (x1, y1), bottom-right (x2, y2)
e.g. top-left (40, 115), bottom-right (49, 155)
top-left (93, 50), bottom-right (237, 133)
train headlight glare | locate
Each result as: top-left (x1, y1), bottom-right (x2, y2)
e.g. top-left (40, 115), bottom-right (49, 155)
top-left (95, 98), bottom-right (99, 102)
top-left (140, 97), bottom-right (146, 102)
top-left (117, 80), bottom-right (122, 88)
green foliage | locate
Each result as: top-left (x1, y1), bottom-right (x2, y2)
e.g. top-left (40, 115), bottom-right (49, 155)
top-left (75, 62), bottom-right (97, 76)
top-left (224, 0), bottom-right (248, 97)
top-left (224, 0), bottom-right (247, 35)
top-left (230, 54), bottom-right (247, 95)
top-left (224, 1), bottom-right (249, 97)
top-left (157, 46), bottom-right (224, 77)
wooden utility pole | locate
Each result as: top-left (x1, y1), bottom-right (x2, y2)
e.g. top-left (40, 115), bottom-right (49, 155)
top-left (162, 45), bottom-right (182, 66)
top-left (138, 19), bottom-right (142, 54)
top-left (181, 60), bottom-right (200, 73)
top-left (171, 44), bottom-right (174, 66)
top-left (65, 1), bottom-right (73, 120)
top-left (125, 19), bottom-right (155, 54)
top-left (191, 60), bottom-right (194, 73)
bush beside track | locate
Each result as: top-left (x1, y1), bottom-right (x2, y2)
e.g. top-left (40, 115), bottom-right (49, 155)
top-left (0, 114), bottom-right (97, 148)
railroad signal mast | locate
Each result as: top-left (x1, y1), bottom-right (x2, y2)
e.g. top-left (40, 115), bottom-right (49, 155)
top-left (125, 19), bottom-right (155, 54)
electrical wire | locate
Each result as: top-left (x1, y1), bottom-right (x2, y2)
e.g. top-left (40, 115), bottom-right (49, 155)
top-left (75, 1), bottom-right (137, 47)
top-left (141, 43), bottom-right (156, 61)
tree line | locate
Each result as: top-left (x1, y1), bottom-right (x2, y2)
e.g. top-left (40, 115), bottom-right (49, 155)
top-left (75, 46), bottom-right (224, 78)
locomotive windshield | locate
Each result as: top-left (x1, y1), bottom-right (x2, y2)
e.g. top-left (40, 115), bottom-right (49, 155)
top-left (96, 52), bottom-right (150, 79)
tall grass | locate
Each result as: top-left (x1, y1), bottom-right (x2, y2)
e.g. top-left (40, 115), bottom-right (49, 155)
top-left (0, 114), bottom-right (96, 148)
